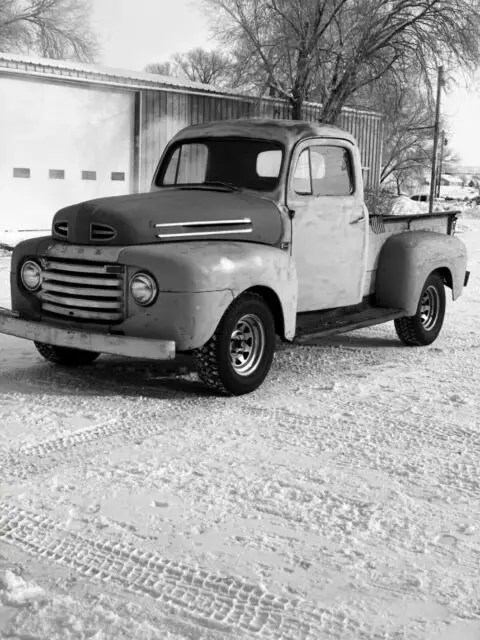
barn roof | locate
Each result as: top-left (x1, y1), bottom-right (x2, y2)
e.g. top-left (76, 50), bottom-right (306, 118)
top-left (0, 52), bottom-right (382, 116)
top-left (0, 51), bottom-right (246, 97)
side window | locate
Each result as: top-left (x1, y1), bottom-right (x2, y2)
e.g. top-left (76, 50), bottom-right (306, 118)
top-left (310, 146), bottom-right (354, 196)
top-left (292, 149), bottom-right (312, 194)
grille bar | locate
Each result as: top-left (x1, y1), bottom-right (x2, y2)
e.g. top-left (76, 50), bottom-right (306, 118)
top-left (44, 260), bottom-right (119, 275)
top-left (41, 282), bottom-right (122, 298)
top-left (40, 258), bottom-right (125, 323)
top-left (42, 303), bottom-right (123, 322)
top-left (40, 292), bottom-right (122, 310)
top-left (43, 273), bottom-right (122, 287)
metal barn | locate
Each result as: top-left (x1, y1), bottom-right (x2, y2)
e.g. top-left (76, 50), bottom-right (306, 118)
top-left (0, 52), bottom-right (384, 239)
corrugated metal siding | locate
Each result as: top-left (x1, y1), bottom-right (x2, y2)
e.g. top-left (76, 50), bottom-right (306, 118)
top-left (140, 91), bottom-right (383, 191)
top-left (338, 109), bottom-right (384, 191)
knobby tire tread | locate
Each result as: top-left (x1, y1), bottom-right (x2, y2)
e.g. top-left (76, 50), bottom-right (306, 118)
top-left (193, 292), bottom-right (268, 396)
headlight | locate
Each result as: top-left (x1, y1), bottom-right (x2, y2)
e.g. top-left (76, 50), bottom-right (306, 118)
top-left (21, 260), bottom-right (42, 292)
top-left (130, 272), bottom-right (158, 306)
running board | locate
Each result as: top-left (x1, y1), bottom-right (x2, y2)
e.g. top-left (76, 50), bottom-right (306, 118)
top-left (294, 307), bottom-right (405, 343)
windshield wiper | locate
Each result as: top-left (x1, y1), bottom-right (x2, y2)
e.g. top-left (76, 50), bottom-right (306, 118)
top-left (203, 181), bottom-right (240, 191)
top-left (174, 181), bottom-right (240, 192)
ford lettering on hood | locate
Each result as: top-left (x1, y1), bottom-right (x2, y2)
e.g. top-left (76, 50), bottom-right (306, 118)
top-left (51, 188), bottom-right (284, 247)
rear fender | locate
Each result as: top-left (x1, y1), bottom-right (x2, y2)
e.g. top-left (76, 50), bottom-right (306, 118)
top-left (375, 231), bottom-right (468, 315)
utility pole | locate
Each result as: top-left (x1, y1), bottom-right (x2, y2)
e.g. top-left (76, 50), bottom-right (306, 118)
top-left (429, 66), bottom-right (444, 213)
top-left (436, 130), bottom-right (446, 198)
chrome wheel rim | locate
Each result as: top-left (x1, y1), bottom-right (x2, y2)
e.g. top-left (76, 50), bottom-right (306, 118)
top-left (229, 313), bottom-right (265, 376)
top-left (419, 285), bottom-right (440, 330)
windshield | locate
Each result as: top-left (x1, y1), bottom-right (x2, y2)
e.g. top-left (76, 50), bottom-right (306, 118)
top-left (156, 137), bottom-right (284, 192)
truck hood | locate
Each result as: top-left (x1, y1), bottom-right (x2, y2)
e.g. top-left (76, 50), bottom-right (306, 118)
top-left (51, 188), bottom-right (283, 246)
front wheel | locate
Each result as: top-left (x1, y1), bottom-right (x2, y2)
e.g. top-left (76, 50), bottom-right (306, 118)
top-left (34, 342), bottom-right (100, 366)
top-left (193, 293), bottom-right (276, 395)
top-left (394, 272), bottom-right (446, 346)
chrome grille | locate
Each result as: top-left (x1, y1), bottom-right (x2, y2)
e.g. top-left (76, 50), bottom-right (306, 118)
top-left (53, 221), bottom-right (68, 238)
top-left (90, 223), bottom-right (117, 241)
top-left (40, 258), bottom-right (125, 322)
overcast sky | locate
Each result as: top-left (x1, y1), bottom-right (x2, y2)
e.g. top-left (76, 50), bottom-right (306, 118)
top-left (91, 0), bottom-right (480, 168)
top-left (91, 0), bottom-right (212, 71)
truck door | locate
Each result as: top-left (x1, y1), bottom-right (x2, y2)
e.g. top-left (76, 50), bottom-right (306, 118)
top-left (287, 138), bottom-right (368, 313)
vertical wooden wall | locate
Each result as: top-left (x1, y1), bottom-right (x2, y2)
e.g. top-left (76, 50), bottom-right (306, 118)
top-left (139, 90), bottom-right (383, 191)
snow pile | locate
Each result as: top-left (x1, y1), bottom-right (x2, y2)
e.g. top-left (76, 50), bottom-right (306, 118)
top-left (0, 587), bottom-right (186, 639)
top-left (388, 196), bottom-right (452, 216)
top-left (0, 569), bottom-right (46, 605)
top-left (389, 196), bottom-right (425, 215)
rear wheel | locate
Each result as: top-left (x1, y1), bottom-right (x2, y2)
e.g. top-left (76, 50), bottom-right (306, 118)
top-left (193, 293), bottom-right (276, 395)
top-left (394, 272), bottom-right (446, 346)
top-left (34, 342), bottom-right (100, 366)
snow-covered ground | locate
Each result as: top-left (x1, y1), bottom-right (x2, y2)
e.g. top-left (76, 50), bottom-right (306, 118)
top-left (0, 214), bottom-right (479, 640)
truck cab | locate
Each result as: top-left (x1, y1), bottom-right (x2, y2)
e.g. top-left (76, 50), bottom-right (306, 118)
top-left (0, 119), bottom-right (470, 395)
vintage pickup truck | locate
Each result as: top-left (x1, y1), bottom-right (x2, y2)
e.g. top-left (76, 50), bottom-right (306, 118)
top-left (0, 119), bottom-right (470, 395)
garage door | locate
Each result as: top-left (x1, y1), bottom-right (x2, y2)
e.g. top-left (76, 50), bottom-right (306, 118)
top-left (0, 76), bottom-right (134, 232)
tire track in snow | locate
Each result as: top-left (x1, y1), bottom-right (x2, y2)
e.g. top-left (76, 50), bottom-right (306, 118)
top-left (244, 405), bottom-right (480, 452)
top-left (0, 503), bottom-right (383, 640)
top-left (0, 401), bottom-right (212, 481)
top-left (2, 398), bottom-right (479, 501)
top-left (0, 415), bottom-right (145, 480)
top-left (242, 405), bottom-right (480, 497)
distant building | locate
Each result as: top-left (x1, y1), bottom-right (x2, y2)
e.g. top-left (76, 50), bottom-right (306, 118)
top-left (439, 174), bottom-right (463, 186)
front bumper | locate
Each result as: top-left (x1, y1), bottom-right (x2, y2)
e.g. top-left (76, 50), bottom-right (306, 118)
top-left (0, 307), bottom-right (176, 360)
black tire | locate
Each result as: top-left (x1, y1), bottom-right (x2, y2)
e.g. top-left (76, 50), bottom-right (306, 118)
top-left (193, 292), bottom-right (276, 396)
top-left (394, 272), bottom-right (446, 346)
top-left (34, 342), bottom-right (100, 366)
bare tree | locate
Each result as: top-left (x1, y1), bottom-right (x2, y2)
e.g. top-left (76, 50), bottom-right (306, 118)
top-left (0, 0), bottom-right (96, 61)
top-left (205, 0), bottom-right (480, 122)
top-left (145, 61), bottom-right (175, 76)
top-left (172, 48), bottom-right (233, 86)
top-left (146, 47), bottom-right (239, 88)
top-left (373, 80), bottom-right (436, 189)
top-left (357, 75), bottom-right (458, 193)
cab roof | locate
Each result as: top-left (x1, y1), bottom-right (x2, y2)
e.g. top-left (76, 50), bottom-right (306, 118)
top-left (171, 118), bottom-right (356, 147)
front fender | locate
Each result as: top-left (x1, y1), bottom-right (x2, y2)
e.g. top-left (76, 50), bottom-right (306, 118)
top-left (120, 241), bottom-right (298, 340)
top-left (10, 239), bottom-right (298, 349)
top-left (375, 231), bottom-right (468, 315)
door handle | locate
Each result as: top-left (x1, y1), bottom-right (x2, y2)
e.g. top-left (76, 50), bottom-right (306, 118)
top-left (350, 215), bottom-right (366, 225)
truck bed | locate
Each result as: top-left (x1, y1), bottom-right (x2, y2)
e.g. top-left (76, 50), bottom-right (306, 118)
top-left (364, 210), bottom-right (461, 296)
top-left (370, 210), bottom-right (461, 235)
